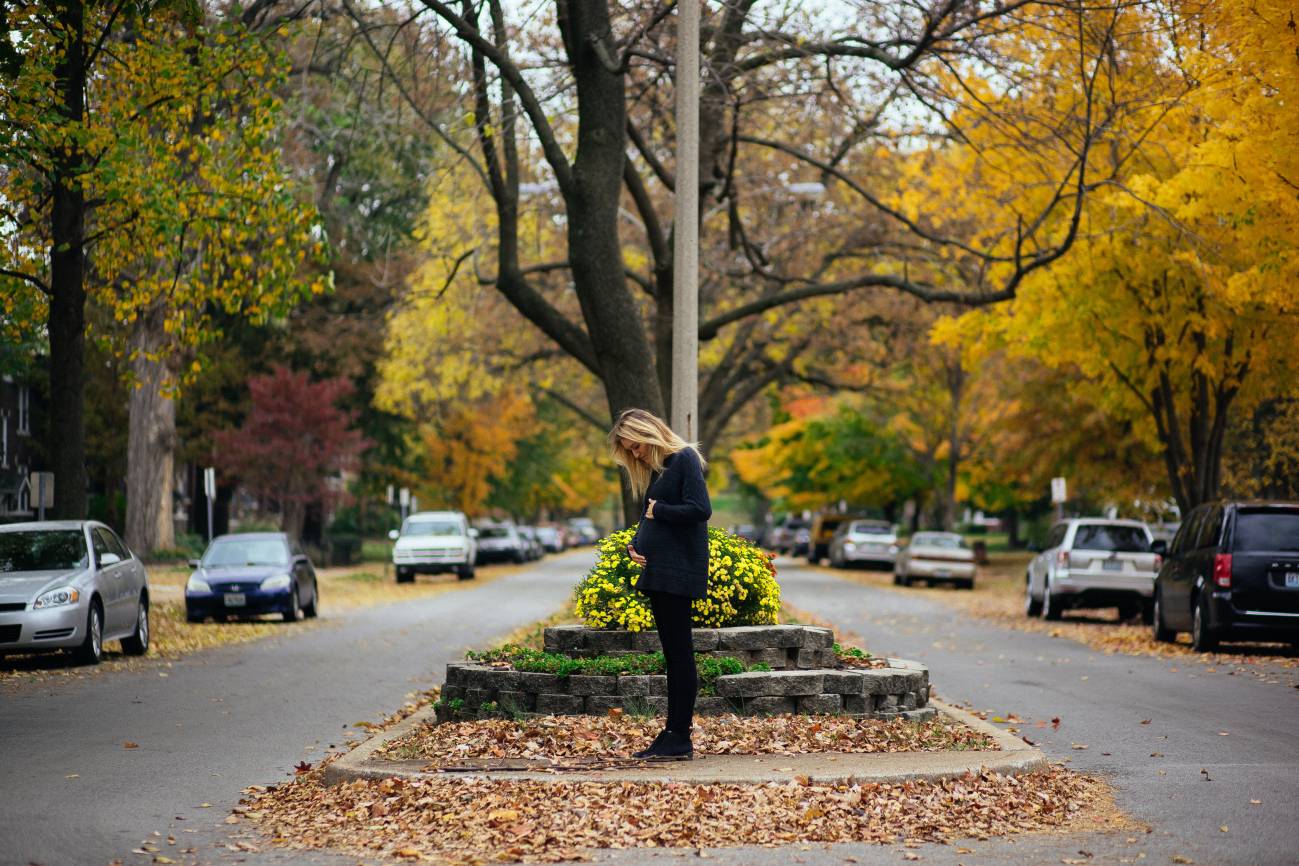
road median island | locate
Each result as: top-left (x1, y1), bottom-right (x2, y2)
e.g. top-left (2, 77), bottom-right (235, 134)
top-left (241, 700), bottom-right (1117, 863)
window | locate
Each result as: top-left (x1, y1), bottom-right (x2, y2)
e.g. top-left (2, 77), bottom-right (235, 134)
top-left (103, 528), bottom-right (130, 559)
top-left (1047, 524), bottom-right (1067, 549)
top-left (1071, 524), bottom-right (1151, 553)
top-left (1172, 507), bottom-right (1206, 556)
top-left (1196, 506), bottom-right (1225, 551)
top-left (1232, 509), bottom-right (1299, 553)
top-left (16, 385), bottom-right (29, 435)
top-left (0, 530), bottom-right (88, 573)
top-left (91, 529), bottom-right (112, 564)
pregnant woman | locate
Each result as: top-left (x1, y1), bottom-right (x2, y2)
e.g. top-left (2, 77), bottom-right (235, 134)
top-left (609, 408), bottom-right (712, 761)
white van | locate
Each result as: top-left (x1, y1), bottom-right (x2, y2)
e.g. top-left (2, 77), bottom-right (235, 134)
top-left (388, 511), bottom-right (478, 582)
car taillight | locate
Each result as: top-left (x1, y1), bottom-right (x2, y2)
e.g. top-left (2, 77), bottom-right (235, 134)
top-left (1056, 549), bottom-right (1070, 568)
top-left (1213, 553), bottom-right (1232, 588)
top-left (1152, 554), bottom-right (1163, 572)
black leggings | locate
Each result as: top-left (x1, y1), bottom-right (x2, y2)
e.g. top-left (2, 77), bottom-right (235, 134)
top-left (647, 590), bottom-right (698, 734)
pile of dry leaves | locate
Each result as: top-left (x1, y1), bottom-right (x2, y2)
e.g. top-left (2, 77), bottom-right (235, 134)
top-left (243, 765), bottom-right (1108, 863)
top-left (375, 714), bottom-right (997, 764)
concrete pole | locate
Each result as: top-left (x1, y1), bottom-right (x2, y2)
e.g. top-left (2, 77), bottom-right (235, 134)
top-left (671, 0), bottom-right (700, 441)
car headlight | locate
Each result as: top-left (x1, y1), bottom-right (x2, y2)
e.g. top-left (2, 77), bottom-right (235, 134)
top-left (261, 574), bottom-right (292, 591)
top-left (186, 575), bottom-right (211, 593)
top-left (34, 587), bottom-right (80, 609)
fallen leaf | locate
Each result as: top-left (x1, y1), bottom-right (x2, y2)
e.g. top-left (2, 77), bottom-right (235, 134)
top-left (1250, 799), bottom-right (1262, 805)
top-left (902, 854), bottom-right (921, 862)
top-left (1172, 856), bottom-right (1193, 864)
top-left (224, 815), bottom-right (240, 824)
top-left (1219, 825), bottom-right (1229, 833)
top-left (1071, 744), bottom-right (1089, 750)
top-left (1139, 719), bottom-right (1151, 725)
top-left (489, 809), bottom-right (519, 822)
top-left (1051, 717), bottom-right (1061, 729)
top-left (65, 774), bottom-right (79, 779)
top-left (153, 858), bottom-right (175, 865)
top-left (294, 761), bottom-right (313, 775)
top-left (395, 847), bottom-right (422, 859)
top-left (123, 742), bottom-right (139, 750)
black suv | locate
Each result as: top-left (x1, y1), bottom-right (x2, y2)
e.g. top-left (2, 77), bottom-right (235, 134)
top-left (1151, 501), bottom-right (1299, 651)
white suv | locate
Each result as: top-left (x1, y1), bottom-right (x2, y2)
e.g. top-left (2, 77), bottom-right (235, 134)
top-left (388, 511), bottom-right (478, 583)
top-left (1025, 518), bottom-right (1161, 621)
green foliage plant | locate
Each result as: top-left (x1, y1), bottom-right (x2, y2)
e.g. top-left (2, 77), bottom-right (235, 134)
top-left (573, 526), bottom-right (780, 630)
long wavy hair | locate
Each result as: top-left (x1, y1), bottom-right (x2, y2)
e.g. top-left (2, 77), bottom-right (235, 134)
top-left (608, 408), bottom-right (707, 498)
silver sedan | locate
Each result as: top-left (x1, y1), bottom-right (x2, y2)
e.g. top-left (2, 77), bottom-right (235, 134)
top-left (0, 521), bottom-right (151, 664)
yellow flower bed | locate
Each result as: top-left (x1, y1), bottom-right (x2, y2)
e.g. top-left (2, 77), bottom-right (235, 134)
top-left (573, 526), bottom-right (780, 630)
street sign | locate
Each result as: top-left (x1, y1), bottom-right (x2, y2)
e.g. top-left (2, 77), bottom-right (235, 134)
top-left (203, 467), bottom-right (216, 541)
top-left (29, 472), bottom-right (53, 520)
top-left (1051, 477), bottom-right (1067, 504)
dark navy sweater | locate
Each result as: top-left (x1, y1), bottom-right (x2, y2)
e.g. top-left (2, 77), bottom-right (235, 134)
top-left (630, 448), bottom-right (712, 599)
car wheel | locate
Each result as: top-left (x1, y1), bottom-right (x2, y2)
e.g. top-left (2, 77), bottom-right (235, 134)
top-left (1190, 592), bottom-right (1219, 652)
top-left (1024, 574), bottom-right (1042, 617)
top-left (121, 597), bottom-right (150, 656)
top-left (1151, 590), bottom-right (1174, 643)
top-left (283, 587), bottom-right (302, 623)
top-left (1042, 577), bottom-right (1063, 620)
top-left (75, 601), bottom-right (104, 665)
top-left (893, 570), bottom-right (903, 586)
top-left (457, 562), bottom-right (475, 580)
top-left (186, 613), bottom-right (203, 624)
top-left (302, 582), bottom-right (318, 619)
top-left (396, 567), bottom-right (414, 584)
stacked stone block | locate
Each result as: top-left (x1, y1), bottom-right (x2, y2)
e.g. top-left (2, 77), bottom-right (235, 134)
top-left (436, 625), bottom-right (932, 723)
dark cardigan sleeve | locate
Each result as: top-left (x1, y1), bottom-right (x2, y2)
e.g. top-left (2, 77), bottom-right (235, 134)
top-left (650, 448), bottom-right (712, 523)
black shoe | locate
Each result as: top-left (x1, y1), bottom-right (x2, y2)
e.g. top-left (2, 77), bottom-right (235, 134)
top-left (638, 729), bottom-right (694, 761)
top-left (633, 729), bottom-right (671, 759)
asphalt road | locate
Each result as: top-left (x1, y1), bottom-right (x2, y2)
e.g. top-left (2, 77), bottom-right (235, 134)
top-left (4, 552), bottom-right (1296, 866)
top-left (0, 551), bottom-right (587, 866)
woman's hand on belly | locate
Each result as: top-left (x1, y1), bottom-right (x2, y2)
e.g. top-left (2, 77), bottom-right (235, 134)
top-left (627, 544), bottom-right (647, 565)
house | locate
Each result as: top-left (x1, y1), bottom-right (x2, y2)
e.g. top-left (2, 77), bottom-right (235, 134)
top-left (0, 373), bottom-right (39, 519)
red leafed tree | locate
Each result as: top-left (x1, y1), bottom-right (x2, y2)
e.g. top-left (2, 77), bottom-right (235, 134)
top-left (214, 366), bottom-right (367, 540)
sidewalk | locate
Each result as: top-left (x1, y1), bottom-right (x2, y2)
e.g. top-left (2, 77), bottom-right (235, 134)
top-left (322, 699), bottom-right (1045, 787)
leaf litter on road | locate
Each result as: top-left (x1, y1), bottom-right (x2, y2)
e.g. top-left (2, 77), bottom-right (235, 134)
top-left (245, 764), bottom-right (1114, 864)
top-left (376, 714), bottom-right (997, 765)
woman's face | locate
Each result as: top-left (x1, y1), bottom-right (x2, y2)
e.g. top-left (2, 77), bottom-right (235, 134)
top-left (620, 437), bottom-right (650, 463)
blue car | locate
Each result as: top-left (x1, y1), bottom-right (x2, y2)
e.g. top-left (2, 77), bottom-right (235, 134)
top-left (185, 532), bottom-right (318, 623)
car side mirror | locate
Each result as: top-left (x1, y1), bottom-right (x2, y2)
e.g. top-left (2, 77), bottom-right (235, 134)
top-left (99, 552), bottom-right (121, 567)
top-left (188, 558), bottom-right (201, 568)
top-left (388, 529), bottom-right (399, 541)
top-left (1151, 539), bottom-right (1168, 556)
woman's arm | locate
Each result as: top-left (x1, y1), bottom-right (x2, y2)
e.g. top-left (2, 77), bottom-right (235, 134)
top-left (648, 449), bottom-right (712, 523)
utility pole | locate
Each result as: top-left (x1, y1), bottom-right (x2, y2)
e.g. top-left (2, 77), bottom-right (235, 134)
top-left (671, 0), bottom-right (700, 441)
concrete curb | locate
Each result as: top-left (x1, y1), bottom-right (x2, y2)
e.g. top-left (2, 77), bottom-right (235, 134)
top-left (322, 697), bottom-right (1046, 787)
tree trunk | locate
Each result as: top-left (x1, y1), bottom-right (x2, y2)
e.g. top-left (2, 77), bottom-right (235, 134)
top-left (943, 364), bottom-right (965, 531)
top-left (47, 0), bottom-right (89, 519)
top-left (125, 308), bottom-right (176, 555)
top-left (558, 2), bottom-right (665, 525)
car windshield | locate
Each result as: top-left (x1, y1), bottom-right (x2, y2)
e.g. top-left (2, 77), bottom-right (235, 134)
top-left (1072, 524), bottom-right (1149, 552)
top-left (403, 519), bottom-right (460, 537)
top-left (851, 522), bottom-right (891, 535)
top-left (1233, 510), bottom-right (1299, 552)
top-left (0, 530), bottom-right (89, 573)
top-left (478, 527), bottom-right (512, 539)
top-left (203, 538), bottom-right (288, 567)
top-left (912, 534), bottom-right (965, 549)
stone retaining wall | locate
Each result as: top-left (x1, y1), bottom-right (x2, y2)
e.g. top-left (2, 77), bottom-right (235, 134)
top-left (542, 624), bottom-right (840, 670)
top-left (436, 656), bottom-right (931, 724)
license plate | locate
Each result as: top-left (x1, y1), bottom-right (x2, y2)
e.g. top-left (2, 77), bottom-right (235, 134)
top-left (1103, 560), bottom-right (1123, 572)
top-left (223, 593), bottom-right (246, 607)
top-left (1286, 573), bottom-right (1299, 588)
top-left (935, 568), bottom-right (952, 578)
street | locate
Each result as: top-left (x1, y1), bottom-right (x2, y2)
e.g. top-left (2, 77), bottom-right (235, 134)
top-left (3, 554), bottom-right (1297, 866)
top-left (0, 553), bottom-right (584, 866)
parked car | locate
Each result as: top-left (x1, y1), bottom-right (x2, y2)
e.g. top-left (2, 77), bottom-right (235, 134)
top-left (729, 524), bottom-right (762, 544)
top-left (1151, 501), bottom-right (1299, 651)
top-left (186, 532), bottom-right (318, 623)
top-left (475, 522), bottom-right (530, 564)
top-left (0, 521), bottom-right (150, 665)
top-left (389, 511), bottom-right (477, 582)
top-left (808, 513), bottom-right (868, 564)
top-left (1025, 518), bottom-right (1159, 621)
top-left (566, 517), bottom-right (601, 546)
top-left (828, 520), bottom-right (899, 569)
top-left (535, 526), bottom-right (565, 553)
top-left (894, 531), bottom-right (975, 588)
top-left (516, 526), bottom-right (545, 561)
top-left (765, 517), bottom-right (810, 555)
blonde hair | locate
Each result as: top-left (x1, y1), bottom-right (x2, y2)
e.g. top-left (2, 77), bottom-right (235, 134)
top-left (608, 408), bottom-right (707, 498)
